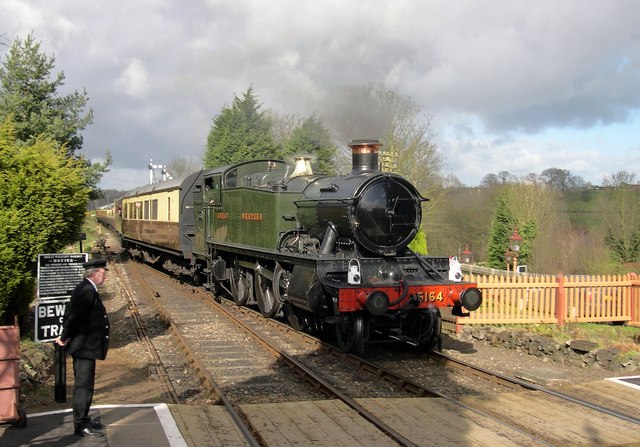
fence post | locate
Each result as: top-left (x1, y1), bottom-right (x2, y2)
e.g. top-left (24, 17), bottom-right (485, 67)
top-left (631, 272), bottom-right (638, 324)
top-left (556, 273), bottom-right (566, 327)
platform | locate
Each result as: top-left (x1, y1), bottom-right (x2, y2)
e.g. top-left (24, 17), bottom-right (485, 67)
top-left (0, 404), bottom-right (189, 447)
top-left (2, 382), bottom-right (639, 447)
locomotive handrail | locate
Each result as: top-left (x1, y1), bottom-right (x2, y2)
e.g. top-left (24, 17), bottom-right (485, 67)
top-left (293, 196), bottom-right (424, 206)
top-left (408, 248), bottom-right (448, 281)
top-left (293, 197), bottom-right (354, 206)
top-left (319, 183), bottom-right (338, 192)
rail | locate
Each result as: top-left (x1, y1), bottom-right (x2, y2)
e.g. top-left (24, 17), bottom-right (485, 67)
top-left (445, 270), bottom-right (640, 330)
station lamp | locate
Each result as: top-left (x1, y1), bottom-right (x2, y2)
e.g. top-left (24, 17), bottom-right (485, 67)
top-left (462, 245), bottom-right (473, 264)
top-left (508, 228), bottom-right (523, 272)
top-left (504, 249), bottom-right (512, 272)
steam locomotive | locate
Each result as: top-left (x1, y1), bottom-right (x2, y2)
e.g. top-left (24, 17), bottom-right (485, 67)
top-left (99, 140), bottom-right (482, 352)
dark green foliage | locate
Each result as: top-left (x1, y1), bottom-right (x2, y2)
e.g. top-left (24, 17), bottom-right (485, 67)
top-left (487, 193), bottom-right (514, 269)
top-left (599, 181), bottom-right (640, 267)
top-left (0, 32), bottom-right (93, 155)
top-left (0, 33), bottom-right (109, 321)
top-left (518, 220), bottom-right (536, 265)
top-left (605, 228), bottom-right (640, 264)
top-left (83, 152), bottom-right (112, 201)
top-left (0, 118), bottom-right (88, 322)
top-left (487, 189), bottom-right (536, 269)
top-left (283, 115), bottom-right (336, 175)
top-left (205, 87), bottom-right (281, 168)
top-left (0, 32), bottom-right (108, 200)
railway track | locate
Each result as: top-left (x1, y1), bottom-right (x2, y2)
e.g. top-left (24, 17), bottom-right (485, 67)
top-left (117, 260), bottom-right (424, 446)
top-left (117, 271), bottom-right (181, 403)
top-left (114, 260), bottom-right (264, 445)
top-left (429, 350), bottom-right (640, 425)
top-left (114, 259), bottom-right (640, 446)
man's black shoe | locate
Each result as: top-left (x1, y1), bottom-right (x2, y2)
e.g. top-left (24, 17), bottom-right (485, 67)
top-left (91, 420), bottom-right (106, 430)
top-left (75, 426), bottom-right (105, 437)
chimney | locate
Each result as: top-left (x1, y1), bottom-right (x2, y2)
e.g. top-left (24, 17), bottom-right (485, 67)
top-left (348, 139), bottom-right (382, 175)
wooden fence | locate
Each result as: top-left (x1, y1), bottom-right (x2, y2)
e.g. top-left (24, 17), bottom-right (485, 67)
top-left (444, 272), bottom-right (640, 331)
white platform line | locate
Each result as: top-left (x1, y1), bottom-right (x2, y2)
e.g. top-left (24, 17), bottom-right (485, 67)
top-left (154, 403), bottom-right (187, 447)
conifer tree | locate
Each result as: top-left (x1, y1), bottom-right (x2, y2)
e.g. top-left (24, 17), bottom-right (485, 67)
top-left (283, 115), bottom-right (336, 175)
top-left (487, 191), bottom-right (516, 269)
top-left (205, 87), bottom-right (280, 167)
top-left (487, 187), bottom-right (535, 270)
top-left (0, 32), bottom-right (93, 155)
top-left (0, 33), bottom-right (108, 321)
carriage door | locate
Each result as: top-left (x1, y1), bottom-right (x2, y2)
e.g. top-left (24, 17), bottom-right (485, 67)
top-left (192, 182), bottom-right (205, 255)
top-left (203, 174), bottom-right (222, 241)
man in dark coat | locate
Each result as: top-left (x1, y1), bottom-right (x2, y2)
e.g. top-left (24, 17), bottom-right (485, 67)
top-left (55, 258), bottom-right (110, 437)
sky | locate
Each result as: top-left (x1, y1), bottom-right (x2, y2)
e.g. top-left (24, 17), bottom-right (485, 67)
top-left (1, 0), bottom-right (639, 190)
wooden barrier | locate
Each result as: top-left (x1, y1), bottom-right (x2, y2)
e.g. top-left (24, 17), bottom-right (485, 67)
top-left (630, 272), bottom-right (639, 328)
top-left (446, 272), bottom-right (640, 331)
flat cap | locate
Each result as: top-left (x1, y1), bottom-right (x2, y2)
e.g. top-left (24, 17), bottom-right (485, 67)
top-left (83, 258), bottom-right (109, 270)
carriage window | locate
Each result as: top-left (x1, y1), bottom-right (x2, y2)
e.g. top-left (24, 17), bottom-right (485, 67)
top-left (151, 199), bottom-right (158, 220)
top-left (225, 169), bottom-right (237, 188)
top-left (144, 200), bottom-right (150, 220)
top-left (167, 197), bottom-right (171, 221)
top-left (136, 202), bottom-right (142, 219)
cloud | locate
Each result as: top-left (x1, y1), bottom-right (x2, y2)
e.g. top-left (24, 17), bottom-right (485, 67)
top-left (1, 0), bottom-right (638, 188)
top-left (97, 166), bottom-right (150, 191)
top-left (116, 59), bottom-right (150, 98)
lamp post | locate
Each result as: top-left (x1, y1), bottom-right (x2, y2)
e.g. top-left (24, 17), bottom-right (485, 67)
top-left (461, 245), bottom-right (473, 264)
top-left (509, 228), bottom-right (522, 273)
top-left (504, 249), bottom-right (512, 272)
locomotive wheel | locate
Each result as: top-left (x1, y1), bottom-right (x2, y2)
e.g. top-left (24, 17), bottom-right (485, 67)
top-left (256, 274), bottom-right (280, 318)
top-left (230, 267), bottom-right (252, 306)
top-left (428, 310), bottom-right (443, 351)
top-left (283, 303), bottom-right (307, 331)
top-left (417, 309), bottom-right (442, 352)
top-left (335, 313), bottom-right (364, 352)
top-left (272, 263), bottom-right (291, 304)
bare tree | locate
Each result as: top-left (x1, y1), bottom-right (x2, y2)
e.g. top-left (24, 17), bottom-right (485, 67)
top-left (481, 173), bottom-right (500, 187)
top-left (267, 111), bottom-right (305, 144)
top-left (598, 171), bottom-right (640, 266)
top-left (497, 171), bottom-right (517, 184)
top-left (603, 170), bottom-right (637, 187)
top-left (531, 219), bottom-right (610, 274)
top-left (434, 185), bottom-right (499, 260)
top-left (540, 167), bottom-right (588, 191)
top-left (167, 157), bottom-right (202, 177)
top-left (322, 83), bottom-right (446, 252)
top-left (322, 84), bottom-right (442, 189)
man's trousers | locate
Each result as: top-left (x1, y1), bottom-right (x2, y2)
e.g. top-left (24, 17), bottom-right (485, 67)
top-left (72, 356), bottom-right (96, 429)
